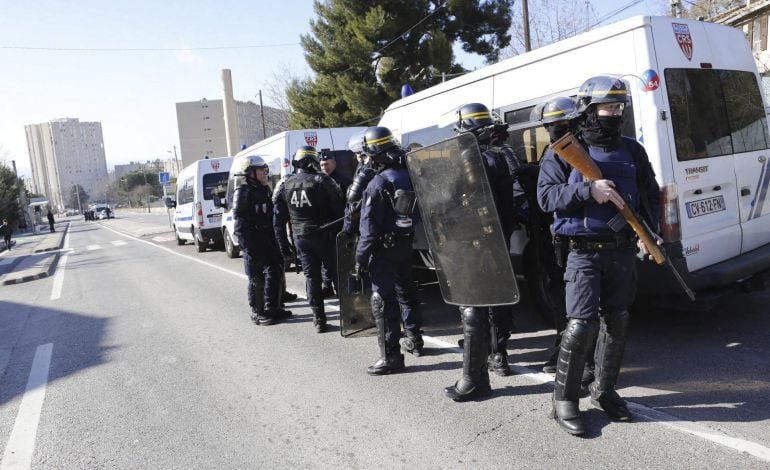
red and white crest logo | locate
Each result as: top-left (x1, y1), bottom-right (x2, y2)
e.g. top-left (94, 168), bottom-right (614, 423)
top-left (672, 23), bottom-right (693, 61)
top-left (211, 161), bottom-right (220, 172)
top-left (304, 132), bottom-right (318, 147)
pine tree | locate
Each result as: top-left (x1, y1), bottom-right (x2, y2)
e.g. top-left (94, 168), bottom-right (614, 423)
top-left (288, 0), bottom-right (513, 128)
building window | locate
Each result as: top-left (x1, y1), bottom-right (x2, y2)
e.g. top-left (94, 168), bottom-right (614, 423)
top-left (753, 17), bottom-right (762, 52)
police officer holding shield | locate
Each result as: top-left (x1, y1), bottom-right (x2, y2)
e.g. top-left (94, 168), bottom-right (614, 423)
top-left (274, 145), bottom-right (345, 333)
top-left (355, 126), bottom-right (423, 375)
top-left (537, 76), bottom-right (661, 435)
top-left (444, 103), bottom-right (518, 401)
top-left (233, 155), bottom-right (291, 326)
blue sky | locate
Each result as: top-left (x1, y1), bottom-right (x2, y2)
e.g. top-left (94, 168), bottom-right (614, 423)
top-left (0, 0), bottom-right (665, 178)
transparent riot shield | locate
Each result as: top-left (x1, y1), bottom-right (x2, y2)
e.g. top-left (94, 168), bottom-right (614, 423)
top-left (336, 232), bottom-right (376, 337)
top-left (406, 133), bottom-right (519, 306)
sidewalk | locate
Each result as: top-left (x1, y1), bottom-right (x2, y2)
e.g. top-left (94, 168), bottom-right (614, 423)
top-left (0, 222), bottom-right (67, 285)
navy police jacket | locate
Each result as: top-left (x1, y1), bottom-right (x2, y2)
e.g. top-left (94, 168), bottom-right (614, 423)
top-left (536, 136), bottom-right (660, 238)
top-left (481, 146), bottom-right (516, 245)
top-left (355, 166), bottom-right (416, 266)
top-left (233, 180), bottom-right (277, 253)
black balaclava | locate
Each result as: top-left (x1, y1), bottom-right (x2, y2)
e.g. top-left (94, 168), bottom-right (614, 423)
top-left (581, 109), bottom-right (623, 147)
top-left (547, 123), bottom-right (571, 143)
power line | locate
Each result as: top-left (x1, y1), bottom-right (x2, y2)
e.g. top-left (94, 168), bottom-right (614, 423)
top-left (0, 42), bottom-right (300, 52)
top-left (589, 0), bottom-right (645, 28)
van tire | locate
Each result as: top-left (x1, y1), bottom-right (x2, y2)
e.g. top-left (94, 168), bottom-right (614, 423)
top-left (194, 231), bottom-right (206, 253)
top-left (525, 247), bottom-right (565, 329)
top-left (174, 226), bottom-right (185, 245)
top-left (224, 229), bottom-right (240, 258)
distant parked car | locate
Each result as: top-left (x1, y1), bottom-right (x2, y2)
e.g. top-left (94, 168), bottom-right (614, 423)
top-left (95, 206), bottom-right (114, 219)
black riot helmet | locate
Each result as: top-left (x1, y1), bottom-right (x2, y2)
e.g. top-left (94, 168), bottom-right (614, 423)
top-left (362, 126), bottom-right (402, 166)
top-left (575, 76), bottom-right (630, 115)
top-left (454, 103), bottom-right (495, 134)
top-left (292, 145), bottom-right (320, 171)
top-left (540, 97), bottom-right (577, 124)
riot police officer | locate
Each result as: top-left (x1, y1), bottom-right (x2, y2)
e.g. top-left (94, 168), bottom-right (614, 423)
top-left (445, 103), bottom-right (518, 402)
top-left (536, 96), bottom-right (578, 374)
top-left (233, 155), bottom-right (290, 326)
top-left (274, 145), bottom-right (345, 333)
top-left (537, 76), bottom-right (661, 435)
top-left (319, 151), bottom-right (352, 298)
top-left (354, 126), bottom-right (423, 375)
top-left (343, 131), bottom-right (376, 236)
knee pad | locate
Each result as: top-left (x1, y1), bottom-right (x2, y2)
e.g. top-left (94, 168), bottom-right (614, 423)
top-left (562, 318), bottom-right (599, 350)
top-left (460, 307), bottom-right (486, 328)
top-left (371, 292), bottom-right (385, 320)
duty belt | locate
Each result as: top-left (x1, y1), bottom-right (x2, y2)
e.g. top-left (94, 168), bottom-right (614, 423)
top-left (379, 232), bottom-right (413, 249)
top-left (569, 236), bottom-right (635, 251)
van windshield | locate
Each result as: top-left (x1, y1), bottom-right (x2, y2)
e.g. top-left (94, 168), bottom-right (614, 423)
top-left (202, 172), bottom-right (230, 200)
top-left (665, 68), bottom-right (770, 161)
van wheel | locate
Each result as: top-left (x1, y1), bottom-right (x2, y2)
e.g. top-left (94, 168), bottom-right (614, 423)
top-left (525, 248), bottom-right (565, 329)
top-left (194, 231), bottom-right (206, 253)
top-left (224, 229), bottom-right (240, 258)
top-left (174, 226), bottom-right (185, 245)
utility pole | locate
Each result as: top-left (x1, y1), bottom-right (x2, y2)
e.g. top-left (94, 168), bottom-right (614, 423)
top-left (74, 184), bottom-right (82, 214)
top-left (522, 0), bottom-right (532, 52)
top-left (259, 90), bottom-right (268, 140)
top-left (670, 0), bottom-right (683, 18)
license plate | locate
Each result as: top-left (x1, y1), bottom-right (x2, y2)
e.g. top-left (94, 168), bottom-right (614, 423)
top-left (208, 213), bottom-right (222, 222)
top-left (685, 195), bottom-right (726, 218)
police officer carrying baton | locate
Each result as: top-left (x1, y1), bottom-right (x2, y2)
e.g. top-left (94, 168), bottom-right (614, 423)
top-left (274, 145), bottom-right (345, 333)
top-left (233, 155), bottom-right (291, 326)
top-left (537, 76), bottom-right (661, 435)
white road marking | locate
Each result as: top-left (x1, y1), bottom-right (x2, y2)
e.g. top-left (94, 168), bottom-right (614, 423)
top-left (96, 223), bottom-right (770, 463)
top-left (421, 334), bottom-right (770, 463)
top-left (1, 343), bottom-right (54, 470)
top-left (111, 240), bottom-right (128, 246)
top-left (50, 231), bottom-right (70, 301)
top-left (49, 254), bottom-right (68, 301)
top-left (86, 245), bottom-right (101, 251)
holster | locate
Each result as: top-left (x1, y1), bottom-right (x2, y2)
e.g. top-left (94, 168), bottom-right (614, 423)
top-left (553, 235), bottom-right (569, 268)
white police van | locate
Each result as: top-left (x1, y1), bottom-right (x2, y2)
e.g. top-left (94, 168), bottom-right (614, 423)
top-left (173, 156), bottom-right (232, 252)
top-left (379, 15), bottom-right (770, 309)
top-left (217, 128), bottom-right (365, 258)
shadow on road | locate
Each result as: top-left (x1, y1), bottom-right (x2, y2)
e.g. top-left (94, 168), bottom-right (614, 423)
top-left (0, 300), bottom-right (112, 407)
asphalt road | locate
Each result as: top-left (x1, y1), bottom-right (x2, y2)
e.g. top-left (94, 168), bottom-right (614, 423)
top-left (1, 212), bottom-right (769, 468)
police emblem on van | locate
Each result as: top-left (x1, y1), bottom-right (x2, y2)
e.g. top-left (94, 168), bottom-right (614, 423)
top-left (304, 131), bottom-right (318, 147)
top-left (672, 23), bottom-right (693, 61)
top-left (211, 161), bottom-right (220, 172)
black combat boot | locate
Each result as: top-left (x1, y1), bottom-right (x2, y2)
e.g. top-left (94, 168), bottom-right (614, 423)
top-left (487, 350), bottom-right (512, 377)
top-left (281, 290), bottom-right (298, 302)
top-left (367, 293), bottom-right (405, 375)
top-left (399, 329), bottom-right (424, 357)
top-left (590, 310), bottom-right (632, 421)
top-left (445, 307), bottom-right (492, 402)
top-left (312, 307), bottom-right (327, 333)
top-left (551, 318), bottom-right (599, 435)
top-left (249, 276), bottom-right (267, 325)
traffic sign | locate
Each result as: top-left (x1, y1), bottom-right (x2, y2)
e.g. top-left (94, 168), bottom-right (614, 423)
top-left (159, 172), bottom-right (170, 184)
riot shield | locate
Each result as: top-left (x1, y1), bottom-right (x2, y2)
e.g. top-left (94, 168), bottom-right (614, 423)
top-left (406, 133), bottom-right (519, 306)
top-left (336, 232), bottom-right (376, 337)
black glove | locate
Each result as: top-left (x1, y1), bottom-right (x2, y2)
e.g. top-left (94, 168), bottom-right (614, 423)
top-left (353, 261), bottom-right (368, 281)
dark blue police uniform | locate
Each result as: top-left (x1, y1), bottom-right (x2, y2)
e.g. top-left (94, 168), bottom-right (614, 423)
top-left (274, 168), bottom-right (344, 332)
top-left (233, 179), bottom-right (284, 325)
top-left (356, 164), bottom-right (422, 372)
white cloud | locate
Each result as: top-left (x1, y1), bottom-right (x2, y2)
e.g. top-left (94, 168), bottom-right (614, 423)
top-left (176, 49), bottom-right (204, 65)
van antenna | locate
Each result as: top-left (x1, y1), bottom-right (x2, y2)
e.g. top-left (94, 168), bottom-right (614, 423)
top-left (328, 126), bottom-right (335, 150)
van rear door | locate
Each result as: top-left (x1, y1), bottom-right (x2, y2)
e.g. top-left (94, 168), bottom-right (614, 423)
top-left (653, 18), bottom-right (742, 271)
top-left (723, 71), bottom-right (770, 253)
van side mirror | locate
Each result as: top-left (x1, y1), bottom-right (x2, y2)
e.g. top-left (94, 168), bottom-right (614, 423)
top-left (164, 197), bottom-right (176, 209)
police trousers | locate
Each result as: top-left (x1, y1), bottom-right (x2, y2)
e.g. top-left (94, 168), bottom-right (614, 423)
top-left (369, 237), bottom-right (422, 337)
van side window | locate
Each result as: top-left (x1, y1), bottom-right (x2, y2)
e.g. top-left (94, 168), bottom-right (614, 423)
top-left (178, 177), bottom-right (194, 205)
top-left (202, 172), bottom-right (229, 200)
top-left (665, 69), bottom-right (770, 161)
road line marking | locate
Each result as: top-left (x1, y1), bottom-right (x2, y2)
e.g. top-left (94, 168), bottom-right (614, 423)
top-left (1, 343), bottom-right (54, 470)
top-left (86, 245), bottom-right (101, 251)
top-left (111, 240), bottom-right (128, 246)
top-left (422, 334), bottom-right (770, 462)
top-left (50, 252), bottom-right (69, 301)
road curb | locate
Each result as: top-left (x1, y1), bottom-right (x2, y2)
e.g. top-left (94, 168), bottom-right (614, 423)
top-left (1, 253), bottom-right (60, 285)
